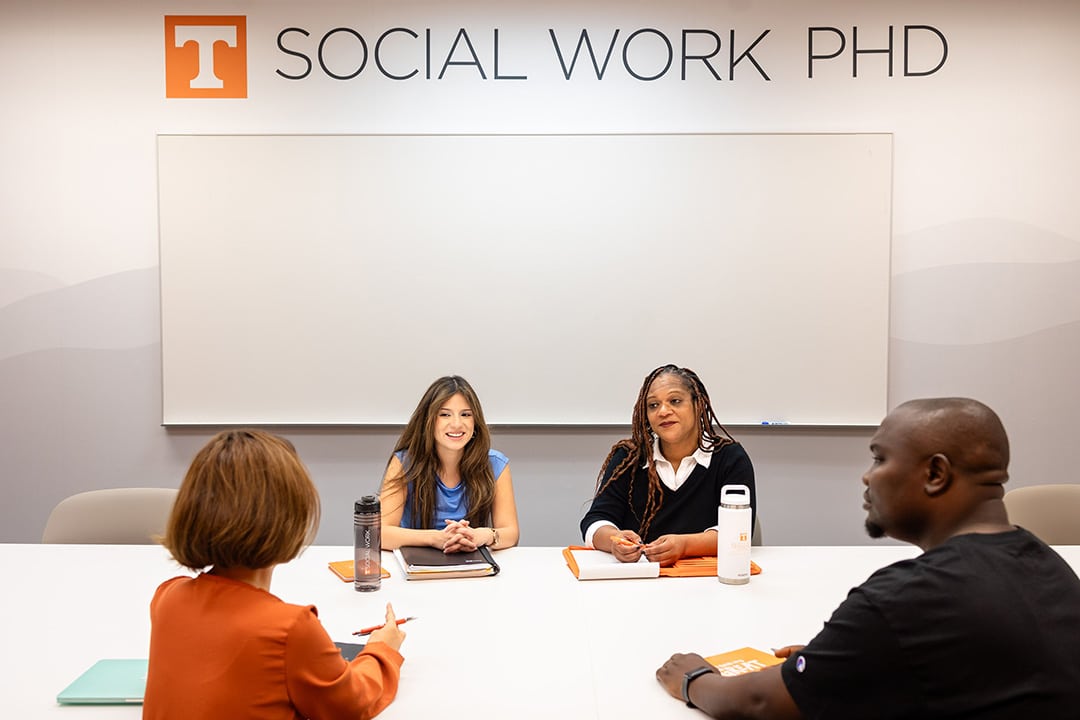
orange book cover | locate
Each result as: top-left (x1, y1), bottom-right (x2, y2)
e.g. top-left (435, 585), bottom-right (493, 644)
top-left (328, 560), bottom-right (390, 582)
top-left (704, 647), bottom-right (784, 677)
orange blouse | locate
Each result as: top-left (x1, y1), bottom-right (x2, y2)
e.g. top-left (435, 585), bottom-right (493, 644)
top-left (144, 573), bottom-right (403, 720)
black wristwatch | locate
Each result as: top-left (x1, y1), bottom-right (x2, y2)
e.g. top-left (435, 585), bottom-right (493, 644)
top-left (682, 666), bottom-right (715, 708)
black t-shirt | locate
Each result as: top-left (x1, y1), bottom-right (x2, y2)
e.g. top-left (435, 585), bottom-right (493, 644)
top-left (781, 528), bottom-right (1080, 719)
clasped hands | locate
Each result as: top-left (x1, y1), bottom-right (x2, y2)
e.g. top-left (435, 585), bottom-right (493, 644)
top-left (437, 518), bottom-right (489, 554)
top-left (609, 529), bottom-right (686, 567)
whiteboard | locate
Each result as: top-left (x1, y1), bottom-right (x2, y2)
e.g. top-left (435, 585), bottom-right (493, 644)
top-left (157, 133), bottom-right (891, 425)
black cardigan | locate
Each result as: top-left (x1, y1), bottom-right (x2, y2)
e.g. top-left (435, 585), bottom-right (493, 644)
top-left (580, 442), bottom-right (756, 543)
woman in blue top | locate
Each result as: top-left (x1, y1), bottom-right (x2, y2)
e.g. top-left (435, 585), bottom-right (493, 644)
top-left (379, 375), bottom-right (519, 553)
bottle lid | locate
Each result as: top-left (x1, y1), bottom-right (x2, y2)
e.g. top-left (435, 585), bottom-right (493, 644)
top-left (355, 495), bottom-right (380, 514)
top-left (720, 484), bottom-right (750, 507)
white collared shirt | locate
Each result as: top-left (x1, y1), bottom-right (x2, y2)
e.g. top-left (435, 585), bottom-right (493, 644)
top-left (584, 437), bottom-right (714, 547)
top-left (650, 435), bottom-right (713, 491)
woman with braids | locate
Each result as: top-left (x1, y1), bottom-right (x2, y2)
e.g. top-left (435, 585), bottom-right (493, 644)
top-left (580, 364), bottom-right (756, 567)
top-left (379, 375), bottom-right (520, 553)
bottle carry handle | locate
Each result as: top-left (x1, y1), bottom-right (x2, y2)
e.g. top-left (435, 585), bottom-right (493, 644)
top-left (720, 484), bottom-right (750, 507)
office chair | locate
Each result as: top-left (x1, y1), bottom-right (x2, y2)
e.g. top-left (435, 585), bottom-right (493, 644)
top-left (1003, 484), bottom-right (1080, 545)
top-left (752, 515), bottom-right (764, 547)
top-left (41, 487), bottom-right (178, 544)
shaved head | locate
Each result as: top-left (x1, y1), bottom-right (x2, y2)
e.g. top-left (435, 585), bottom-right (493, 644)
top-left (891, 398), bottom-right (1010, 488)
top-left (863, 398), bottom-right (1013, 549)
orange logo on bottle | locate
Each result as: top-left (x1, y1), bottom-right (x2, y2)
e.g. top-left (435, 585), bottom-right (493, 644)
top-left (164, 16), bottom-right (247, 98)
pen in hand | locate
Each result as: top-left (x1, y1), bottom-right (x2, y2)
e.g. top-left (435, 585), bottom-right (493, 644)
top-left (353, 616), bottom-right (417, 636)
top-left (612, 536), bottom-right (644, 550)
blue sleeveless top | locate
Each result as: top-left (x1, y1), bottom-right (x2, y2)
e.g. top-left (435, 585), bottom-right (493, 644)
top-left (395, 449), bottom-right (509, 529)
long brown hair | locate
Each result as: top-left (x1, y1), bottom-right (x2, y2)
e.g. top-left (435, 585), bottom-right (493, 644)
top-left (594, 365), bottom-right (735, 540)
top-left (164, 429), bottom-right (320, 571)
top-left (383, 376), bottom-right (496, 528)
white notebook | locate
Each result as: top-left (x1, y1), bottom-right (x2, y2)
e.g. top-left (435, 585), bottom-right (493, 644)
top-left (566, 548), bottom-right (660, 580)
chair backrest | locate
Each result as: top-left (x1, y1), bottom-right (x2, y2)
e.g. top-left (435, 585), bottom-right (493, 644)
top-left (1003, 484), bottom-right (1080, 545)
top-left (752, 515), bottom-right (763, 547)
top-left (42, 487), bottom-right (178, 544)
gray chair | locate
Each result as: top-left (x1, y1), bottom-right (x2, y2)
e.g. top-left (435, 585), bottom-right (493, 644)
top-left (42, 487), bottom-right (178, 544)
top-left (1003, 484), bottom-right (1080, 545)
top-left (752, 515), bottom-right (763, 547)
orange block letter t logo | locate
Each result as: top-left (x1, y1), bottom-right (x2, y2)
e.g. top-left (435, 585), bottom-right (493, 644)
top-left (165, 16), bottom-right (247, 98)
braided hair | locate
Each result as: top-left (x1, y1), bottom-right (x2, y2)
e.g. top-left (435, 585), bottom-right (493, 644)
top-left (593, 364), bottom-right (735, 540)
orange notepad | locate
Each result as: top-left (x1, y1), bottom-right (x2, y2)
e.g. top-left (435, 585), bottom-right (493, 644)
top-left (704, 647), bottom-right (784, 677)
top-left (328, 560), bottom-right (390, 582)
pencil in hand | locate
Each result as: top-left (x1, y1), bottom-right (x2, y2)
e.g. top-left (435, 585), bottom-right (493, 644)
top-left (353, 616), bottom-right (417, 636)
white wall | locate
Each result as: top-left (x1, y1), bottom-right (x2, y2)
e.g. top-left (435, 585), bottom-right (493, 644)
top-left (2, 0), bottom-right (1078, 546)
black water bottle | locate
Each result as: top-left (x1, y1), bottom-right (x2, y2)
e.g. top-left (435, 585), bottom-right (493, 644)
top-left (354, 496), bottom-right (381, 592)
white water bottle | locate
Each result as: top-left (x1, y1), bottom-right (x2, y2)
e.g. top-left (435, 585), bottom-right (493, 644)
top-left (717, 484), bottom-right (752, 585)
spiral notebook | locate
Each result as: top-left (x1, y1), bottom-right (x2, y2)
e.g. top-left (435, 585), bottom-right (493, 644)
top-left (57, 659), bottom-right (148, 705)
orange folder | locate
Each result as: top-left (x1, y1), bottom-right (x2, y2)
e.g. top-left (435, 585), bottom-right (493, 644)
top-left (659, 556), bottom-right (762, 578)
top-left (563, 547), bottom-right (760, 578)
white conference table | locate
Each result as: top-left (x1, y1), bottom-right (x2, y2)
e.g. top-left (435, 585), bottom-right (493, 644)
top-left (4, 543), bottom-right (1078, 718)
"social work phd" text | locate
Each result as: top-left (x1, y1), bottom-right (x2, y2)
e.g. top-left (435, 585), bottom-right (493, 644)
top-left (274, 25), bottom-right (948, 82)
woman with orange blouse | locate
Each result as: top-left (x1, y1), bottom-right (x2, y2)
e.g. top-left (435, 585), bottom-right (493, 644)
top-left (144, 429), bottom-right (405, 720)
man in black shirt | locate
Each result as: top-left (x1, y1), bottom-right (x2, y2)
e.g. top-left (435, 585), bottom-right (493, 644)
top-left (656, 397), bottom-right (1080, 719)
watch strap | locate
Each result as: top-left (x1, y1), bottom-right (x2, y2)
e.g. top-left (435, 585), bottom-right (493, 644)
top-left (681, 665), bottom-right (715, 708)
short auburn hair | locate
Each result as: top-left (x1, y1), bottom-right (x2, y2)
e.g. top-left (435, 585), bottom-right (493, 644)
top-left (163, 429), bottom-right (320, 571)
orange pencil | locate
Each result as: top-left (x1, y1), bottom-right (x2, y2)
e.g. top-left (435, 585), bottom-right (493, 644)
top-left (352, 616), bottom-right (417, 636)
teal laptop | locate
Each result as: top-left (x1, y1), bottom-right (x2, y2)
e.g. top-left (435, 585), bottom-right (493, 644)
top-left (57, 659), bottom-right (148, 705)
